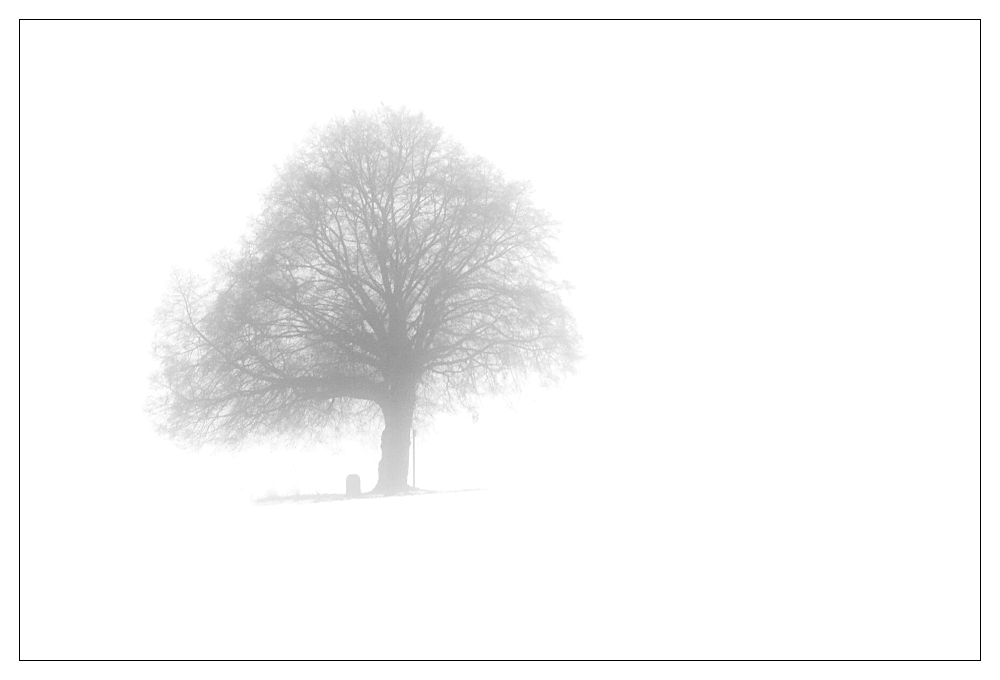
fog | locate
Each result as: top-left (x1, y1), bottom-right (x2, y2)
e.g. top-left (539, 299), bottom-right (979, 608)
top-left (19, 21), bottom-right (979, 660)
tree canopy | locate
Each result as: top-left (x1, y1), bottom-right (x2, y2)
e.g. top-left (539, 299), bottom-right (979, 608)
top-left (150, 107), bottom-right (580, 493)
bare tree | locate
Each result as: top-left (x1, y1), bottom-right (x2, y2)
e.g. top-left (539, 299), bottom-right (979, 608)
top-left (150, 107), bottom-right (580, 494)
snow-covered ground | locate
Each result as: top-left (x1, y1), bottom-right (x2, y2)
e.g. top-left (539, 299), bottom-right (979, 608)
top-left (19, 423), bottom-right (979, 660)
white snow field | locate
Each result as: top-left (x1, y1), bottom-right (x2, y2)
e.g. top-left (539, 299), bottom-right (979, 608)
top-left (19, 382), bottom-right (979, 660)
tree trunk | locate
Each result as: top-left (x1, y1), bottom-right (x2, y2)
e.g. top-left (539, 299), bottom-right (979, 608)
top-left (371, 388), bottom-right (415, 495)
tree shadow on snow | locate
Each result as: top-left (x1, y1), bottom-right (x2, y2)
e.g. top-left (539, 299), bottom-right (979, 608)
top-left (253, 487), bottom-right (487, 505)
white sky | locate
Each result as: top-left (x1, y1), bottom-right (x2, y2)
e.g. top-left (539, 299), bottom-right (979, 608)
top-left (18, 18), bottom-right (986, 665)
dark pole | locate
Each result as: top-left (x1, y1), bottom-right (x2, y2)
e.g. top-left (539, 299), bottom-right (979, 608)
top-left (411, 427), bottom-right (416, 488)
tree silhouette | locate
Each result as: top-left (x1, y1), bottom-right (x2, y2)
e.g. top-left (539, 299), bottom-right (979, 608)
top-left (150, 107), bottom-right (580, 494)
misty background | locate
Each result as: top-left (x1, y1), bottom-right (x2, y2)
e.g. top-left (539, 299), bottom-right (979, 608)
top-left (19, 21), bottom-right (978, 659)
